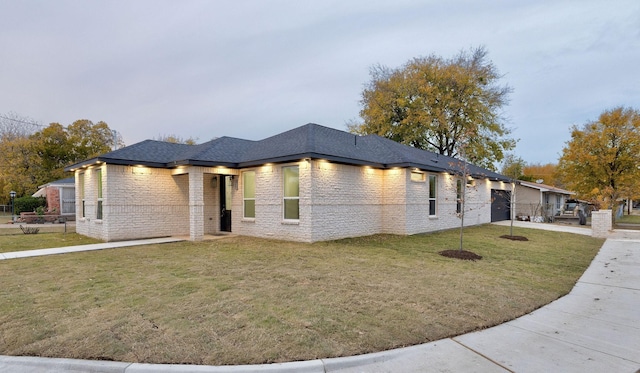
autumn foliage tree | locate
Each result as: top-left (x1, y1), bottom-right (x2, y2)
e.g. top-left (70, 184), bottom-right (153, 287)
top-left (521, 163), bottom-right (559, 186)
top-left (349, 46), bottom-right (515, 170)
top-left (557, 107), bottom-right (640, 218)
top-left (0, 118), bottom-right (118, 198)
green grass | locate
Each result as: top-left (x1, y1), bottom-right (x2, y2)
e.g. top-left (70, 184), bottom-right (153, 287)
top-left (617, 214), bottom-right (640, 224)
top-left (0, 225), bottom-right (604, 365)
top-left (0, 232), bottom-right (101, 253)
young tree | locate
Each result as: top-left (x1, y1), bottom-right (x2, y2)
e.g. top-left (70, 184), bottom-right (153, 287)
top-left (499, 154), bottom-right (526, 237)
top-left (557, 107), bottom-right (640, 220)
top-left (349, 46), bottom-right (515, 170)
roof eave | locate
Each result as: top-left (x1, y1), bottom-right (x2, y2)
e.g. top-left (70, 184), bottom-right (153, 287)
top-left (65, 157), bottom-right (169, 172)
top-left (238, 153), bottom-right (385, 169)
top-left (169, 159), bottom-right (239, 168)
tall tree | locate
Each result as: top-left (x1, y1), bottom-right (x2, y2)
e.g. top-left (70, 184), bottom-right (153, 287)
top-left (349, 46), bottom-right (515, 170)
top-left (66, 119), bottom-right (121, 158)
top-left (0, 112), bottom-right (39, 203)
top-left (500, 154), bottom-right (526, 180)
top-left (521, 163), bottom-right (559, 186)
top-left (154, 134), bottom-right (198, 145)
top-left (557, 107), bottom-right (640, 218)
top-left (0, 119), bottom-right (116, 197)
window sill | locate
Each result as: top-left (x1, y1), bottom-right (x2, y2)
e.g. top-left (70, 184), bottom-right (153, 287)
top-left (428, 215), bottom-right (438, 220)
top-left (95, 220), bottom-right (103, 224)
top-left (282, 220), bottom-right (300, 225)
top-left (241, 218), bottom-right (255, 223)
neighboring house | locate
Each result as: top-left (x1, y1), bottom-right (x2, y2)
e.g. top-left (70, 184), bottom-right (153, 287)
top-left (65, 123), bottom-right (511, 242)
top-left (514, 181), bottom-right (574, 221)
top-left (32, 176), bottom-right (76, 219)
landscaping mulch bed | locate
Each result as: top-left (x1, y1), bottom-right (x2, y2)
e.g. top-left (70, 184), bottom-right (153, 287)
top-left (439, 249), bottom-right (483, 261)
top-left (500, 235), bottom-right (529, 241)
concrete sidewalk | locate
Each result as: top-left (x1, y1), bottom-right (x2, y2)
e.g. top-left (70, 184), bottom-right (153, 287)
top-left (0, 237), bottom-right (184, 260)
top-left (1, 223), bottom-right (639, 372)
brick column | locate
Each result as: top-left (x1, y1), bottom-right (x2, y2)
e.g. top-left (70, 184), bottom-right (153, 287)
top-left (591, 209), bottom-right (612, 238)
top-left (189, 167), bottom-right (204, 241)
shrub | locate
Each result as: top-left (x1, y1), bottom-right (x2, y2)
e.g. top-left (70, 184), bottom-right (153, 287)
top-left (13, 196), bottom-right (46, 215)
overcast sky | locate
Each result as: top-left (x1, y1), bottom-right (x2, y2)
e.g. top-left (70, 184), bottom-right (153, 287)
top-left (1, 0), bottom-right (639, 166)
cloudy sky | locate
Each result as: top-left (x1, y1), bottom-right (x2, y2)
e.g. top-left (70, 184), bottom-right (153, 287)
top-left (1, 0), bottom-right (638, 166)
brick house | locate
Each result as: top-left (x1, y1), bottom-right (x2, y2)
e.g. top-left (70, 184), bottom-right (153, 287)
top-left (32, 177), bottom-right (76, 219)
top-left (65, 123), bottom-right (511, 242)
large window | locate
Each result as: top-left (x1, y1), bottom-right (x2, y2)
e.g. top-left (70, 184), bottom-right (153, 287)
top-left (456, 179), bottom-right (462, 214)
top-left (283, 166), bottom-right (299, 220)
top-left (79, 172), bottom-right (85, 218)
top-left (428, 174), bottom-right (437, 216)
top-left (243, 171), bottom-right (255, 219)
top-left (96, 169), bottom-right (103, 220)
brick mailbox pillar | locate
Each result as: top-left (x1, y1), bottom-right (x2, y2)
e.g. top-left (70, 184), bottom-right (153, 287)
top-left (591, 210), bottom-right (612, 238)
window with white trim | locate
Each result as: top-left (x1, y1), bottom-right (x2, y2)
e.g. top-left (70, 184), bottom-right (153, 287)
top-left (96, 169), bottom-right (103, 220)
top-left (243, 171), bottom-right (255, 219)
top-left (79, 172), bottom-right (85, 218)
top-left (283, 166), bottom-right (299, 220)
top-left (428, 174), bottom-right (437, 216)
top-left (456, 179), bottom-right (462, 214)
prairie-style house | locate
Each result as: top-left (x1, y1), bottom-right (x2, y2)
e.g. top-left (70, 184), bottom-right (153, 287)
top-left (65, 123), bottom-right (511, 242)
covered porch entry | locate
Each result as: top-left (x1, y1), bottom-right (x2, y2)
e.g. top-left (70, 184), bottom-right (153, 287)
top-left (172, 166), bottom-right (239, 241)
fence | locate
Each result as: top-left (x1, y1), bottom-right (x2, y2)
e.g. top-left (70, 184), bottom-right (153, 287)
top-left (0, 205), bottom-right (11, 214)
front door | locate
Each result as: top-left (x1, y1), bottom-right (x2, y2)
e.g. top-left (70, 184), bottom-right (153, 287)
top-left (220, 175), bottom-right (232, 232)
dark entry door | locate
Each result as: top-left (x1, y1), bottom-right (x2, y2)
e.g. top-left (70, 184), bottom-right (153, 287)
top-left (491, 189), bottom-right (511, 222)
top-left (220, 176), bottom-right (232, 232)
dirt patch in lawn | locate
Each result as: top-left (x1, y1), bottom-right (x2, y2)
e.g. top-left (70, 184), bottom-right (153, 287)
top-left (439, 249), bottom-right (483, 261)
top-left (499, 235), bottom-right (529, 241)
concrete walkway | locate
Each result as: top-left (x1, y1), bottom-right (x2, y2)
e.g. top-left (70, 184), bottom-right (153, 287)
top-left (0, 237), bottom-right (184, 260)
top-left (1, 222), bottom-right (639, 372)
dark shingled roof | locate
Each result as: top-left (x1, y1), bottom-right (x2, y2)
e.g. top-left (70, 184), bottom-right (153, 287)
top-left (65, 123), bottom-right (509, 181)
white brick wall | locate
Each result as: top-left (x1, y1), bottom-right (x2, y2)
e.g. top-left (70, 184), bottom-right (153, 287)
top-left (231, 161), bottom-right (312, 242)
top-left (591, 209), bottom-right (612, 237)
top-left (75, 161), bottom-right (506, 243)
top-left (76, 164), bottom-right (191, 241)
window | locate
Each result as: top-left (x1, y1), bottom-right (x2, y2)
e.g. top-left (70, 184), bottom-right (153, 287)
top-left (243, 171), bottom-right (255, 219)
top-left (456, 179), bottom-right (462, 214)
top-left (96, 169), bottom-right (103, 220)
top-left (411, 171), bottom-right (425, 182)
top-left (283, 166), bottom-right (299, 220)
top-left (79, 172), bottom-right (85, 218)
top-left (428, 174), bottom-right (437, 216)
top-left (61, 187), bottom-right (75, 214)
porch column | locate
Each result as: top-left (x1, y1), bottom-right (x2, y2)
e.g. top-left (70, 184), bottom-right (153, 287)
top-left (188, 167), bottom-right (204, 241)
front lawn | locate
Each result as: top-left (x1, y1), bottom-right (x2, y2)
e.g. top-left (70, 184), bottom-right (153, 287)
top-left (0, 225), bottom-right (604, 365)
top-left (0, 232), bottom-right (100, 253)
top-left (617, 214), bottom-right (640, 224)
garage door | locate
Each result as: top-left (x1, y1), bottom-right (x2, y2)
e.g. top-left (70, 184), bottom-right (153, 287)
top-left (491, 189), bottom-right (511, 222)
